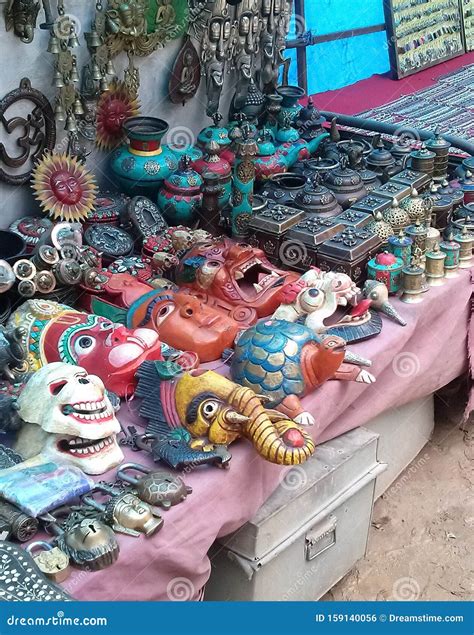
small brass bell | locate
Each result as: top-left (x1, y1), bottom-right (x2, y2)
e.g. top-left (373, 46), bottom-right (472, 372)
top-left (91, 62), bottom-right (102, 81)
top-left (65, 114), bottom-right (77, 133)
top-left (68, 28), bottom-right (80, 49)
top-left (87, 27), bottom-right (102, 48)
top-left (106, 59), bottom-right (116, 76)
top-left (54, 101), bottom-right (66, 122)
top-left (73, 97), bottom-right (84, 116)
top-left (53, 70), bottom-right (64, 88)
top-left (99, 77), bottom-right (109, 92)
top-left (47, 34), bottom-right (60, 54)
top-left (70, 58), bottom-right (79, 83)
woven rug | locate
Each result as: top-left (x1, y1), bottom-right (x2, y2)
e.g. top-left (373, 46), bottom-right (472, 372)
top-left (356, 64), bottom-right (474, 142)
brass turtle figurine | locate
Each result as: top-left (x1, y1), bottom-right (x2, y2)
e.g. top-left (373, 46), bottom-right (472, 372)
top-left (117, 463), bottom-right (192, 510)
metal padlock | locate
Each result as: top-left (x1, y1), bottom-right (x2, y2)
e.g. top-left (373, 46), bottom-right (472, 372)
top-left (26, 541), bottom-right (71, 583)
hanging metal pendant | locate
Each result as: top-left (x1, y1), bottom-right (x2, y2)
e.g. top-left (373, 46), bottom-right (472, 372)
top-left (168, 35), bottom-right (201, 105)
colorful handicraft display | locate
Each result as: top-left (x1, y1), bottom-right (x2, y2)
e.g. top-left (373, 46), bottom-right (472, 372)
top-left (80, 272), bottom-right (256, 363)
top-left (176, 237), bottom-right (299, 318)
top-left (31, 152), bottom-right (97, 222)
top-left (16, 362), bottom-right (123, 474)
top-left (231, 320), bottom-right (376, 427)
top-left (7, 299), bottom-right (163, 396)
top-left (134, 361), bottom-right (315, 466)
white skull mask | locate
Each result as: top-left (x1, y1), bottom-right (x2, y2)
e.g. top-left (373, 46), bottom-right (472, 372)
top-left (17, 362), bottom-right (123, 474)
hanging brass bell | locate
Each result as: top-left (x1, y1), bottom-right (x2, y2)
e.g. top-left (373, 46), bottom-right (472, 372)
top-left (73, 97), bottom-right (84, 116)
top-left (106, 59), bottom-right (116, 76)
top-left (99, 77), bottom-right (110, 92)
top-left (54, 101), bottom-right (66, 122)
top-left (53, 71), bottom-right (64, 88)
top-left (70, 60), bottom-right (80, 83)
top-left (47, 34), bottom-right (60, 54)
top-left (68, 29), bottom-right (80, 49)
top-left (87, 27), bottom-right (102, 48)
top-left (65, 114), bottom-right (77, 133)
top-left (91, 61), bottom-right (102, 81)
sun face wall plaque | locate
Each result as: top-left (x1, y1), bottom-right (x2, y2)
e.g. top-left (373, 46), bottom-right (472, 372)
top-left (31, 151), bottom-right (97, 222)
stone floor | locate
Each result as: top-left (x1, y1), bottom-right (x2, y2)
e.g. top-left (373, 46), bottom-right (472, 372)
top-left (324, 378), bottom-right (473, 601)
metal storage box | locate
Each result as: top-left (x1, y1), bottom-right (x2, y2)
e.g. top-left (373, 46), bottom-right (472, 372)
top-left (205, 428), bottom-right (385, 601)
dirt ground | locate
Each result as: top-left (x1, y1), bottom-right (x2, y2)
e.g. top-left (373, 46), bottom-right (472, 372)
top-left (324, 379), bottom-right (474, 601)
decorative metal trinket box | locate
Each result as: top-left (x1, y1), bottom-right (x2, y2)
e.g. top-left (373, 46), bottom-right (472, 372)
top-left (392, 169), bottom-right (431, 192)
top-left (372, 180), bottom-right (412, 203)
top-left (318, 227), bottom-right (382, 284)
top-left (334, 209), bottom-right (372, 229)
top-left (351, 194), bottom-right (392, 216)
top-left (248, 204), bottom-right (306, 264)
top-left (284, 216), bottom-right (345, 271)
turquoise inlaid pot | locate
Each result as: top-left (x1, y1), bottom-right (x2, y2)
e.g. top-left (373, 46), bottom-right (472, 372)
top-left (110, 117), bottom-right (179, 197)
top-left (157, 156), bottom-right (203, 226)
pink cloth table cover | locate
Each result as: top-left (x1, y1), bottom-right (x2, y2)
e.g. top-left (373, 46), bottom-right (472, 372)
top-left (64, 269), bottom-right (473, 601)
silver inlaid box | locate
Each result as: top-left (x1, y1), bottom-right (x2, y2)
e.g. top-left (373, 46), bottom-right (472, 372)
top-left (391, 169), bottom-right (431, 192)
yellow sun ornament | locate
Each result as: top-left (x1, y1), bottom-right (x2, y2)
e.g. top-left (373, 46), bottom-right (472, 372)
top-left (31, 151), bottom-right (97, 222)
top-left (96, 81), bottom-right (140, 151)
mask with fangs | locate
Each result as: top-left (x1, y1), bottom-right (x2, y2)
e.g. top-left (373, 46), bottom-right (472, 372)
top-left (15, 363), bottom-right (123, 475)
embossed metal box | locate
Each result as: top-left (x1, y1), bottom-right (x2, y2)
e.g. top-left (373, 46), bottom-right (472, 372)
top-left (248, 204), bottom-right (306, 264)
top-left (318, 227), bottom-right (382, 284)
top-left (205, 427), bottom-right (384, 601)
top-left (350, 194), bottom-right (391, 216)
top-left (335, 209), bottom-right (372, 229)
top-left (284, 216), bottom-right (345, 271)
top-left (372, 181), bottom-right (412, 202)
top-left (391, 169), bottom-right (431, 192)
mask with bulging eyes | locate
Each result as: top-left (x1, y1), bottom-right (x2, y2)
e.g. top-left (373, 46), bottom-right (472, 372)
top-left (7, 299), bottom-right (163, 397)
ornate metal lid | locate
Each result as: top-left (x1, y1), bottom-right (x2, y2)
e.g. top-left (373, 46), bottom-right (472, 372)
top-left (351, 194), bottom-right (391, 215)
top-left (368, 251), bottom-right (403, 271)
top-left (163, 156), bottom-right (203, 193)
top-left (198, 113), bottom-right (231, 147)
top-left (286, 215), bottom-right (344, 246)
top-left (406, 220), bottom-right (428, 238)
top-left (335, 209), bottom-right (371, 228)
top-left (372, 181), bottom-right (412, 202)
top-left (249, 204), bottom-right (305, 234)
top-left (425, 242), bottom-right (446, 261)
top-left (392, 169), bottom-right (431, 191)
top-left (366, 140), bottom-right (395, 168)
top-left (410, 145), bottom-right (436, 161)
top-left (84, 224), bottom-right (134, 258)
top-left (294, 174), bottom-right (340, 215)
top-left (256, 129), bottom-right (277, 157)
top-left (323, 157), bottom-right (363, 191)
top-left (388, 229), bottom-right (412, 248)
top-left (425, 130), bottom-right (450, 152)
top-left (319, 226), bottom-right (381, 260)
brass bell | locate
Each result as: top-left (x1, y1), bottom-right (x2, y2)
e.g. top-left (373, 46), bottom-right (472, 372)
top-left (65, 114), bottom-right (77, 133)
top-left (99, 77), bottom-right (110, 92)
top-left (91, 61), bottom-right (102, 81)
top-left (87, 27), bottom-right (102, 49)
top-left (106, 59), bottom-right (116, 76)
top-left (68, 28), bottom-right (80, 49)
top-left (47, 34), bottom-right (60, 54)
top-left (53, 71), bottom-right (64, 88)
top-left (73, 97), bottom-right (84, 116)
top-left (70, 58), bottom-right (79, 83)
top-left (54, 101), bottom-right (66, 122)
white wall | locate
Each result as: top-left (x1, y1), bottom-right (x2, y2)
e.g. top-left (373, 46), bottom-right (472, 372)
top-left (0, 0), bottom-right (232, 227)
